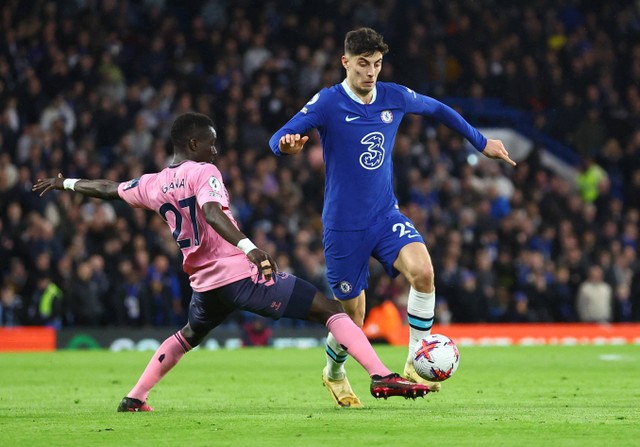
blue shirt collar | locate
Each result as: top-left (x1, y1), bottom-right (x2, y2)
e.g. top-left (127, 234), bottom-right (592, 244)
top-left (341, 79), bottom-right (377, 104)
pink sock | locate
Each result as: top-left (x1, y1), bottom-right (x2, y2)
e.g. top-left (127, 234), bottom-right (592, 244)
top-left (128, 331), bottom-right (192, 402)
top-left (326, 313), bottom-right (392, 377)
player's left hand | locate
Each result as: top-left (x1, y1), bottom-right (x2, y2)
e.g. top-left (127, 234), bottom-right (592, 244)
top-left (32, 173), bottom-right (65, 196)
top-left (247, 249), bottom-right (279, 282)
top-left (482, 139), bottom-right (516, 166)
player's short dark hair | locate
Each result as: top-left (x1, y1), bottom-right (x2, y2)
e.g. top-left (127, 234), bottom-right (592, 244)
top-left (344, 27), bottom-right (389, 57)
top-left (170, 112), bottom-right (215, 148)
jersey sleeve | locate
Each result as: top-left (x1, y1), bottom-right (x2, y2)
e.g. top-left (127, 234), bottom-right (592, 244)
top-left (193, 164), bottom-right (229, 209)
top-left (269, 89), bottom-right (327, 156)
top-left (117, 175), bottom-right (153, 209)
top-left (396, 84), bottom-right (487, 151)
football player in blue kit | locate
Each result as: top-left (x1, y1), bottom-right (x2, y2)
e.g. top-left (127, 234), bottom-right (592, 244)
top-left (270, 27), bottom-right (516, 407)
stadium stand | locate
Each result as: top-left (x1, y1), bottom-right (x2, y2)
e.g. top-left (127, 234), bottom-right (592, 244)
top-left (1, 0), bottom-right (639, 331)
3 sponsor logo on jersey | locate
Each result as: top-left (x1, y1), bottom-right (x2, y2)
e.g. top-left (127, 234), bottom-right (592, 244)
top-left (161, 178), bottom-right (185, 193)
top-left (359, 131), bottom-right (385, 170)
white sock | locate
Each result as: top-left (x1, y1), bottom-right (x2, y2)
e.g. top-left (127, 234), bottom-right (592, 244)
top-left (325, 332), bottom-right (348, 380)
top-left (406, 287), bottom-right (435, 362)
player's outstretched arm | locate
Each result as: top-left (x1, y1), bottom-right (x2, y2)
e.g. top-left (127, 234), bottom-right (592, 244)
top-left (482, 139), bottom-right (516, 166)
top-left (278, 133), bottom-right (309, 155)
top-left (202, 202), bottom-right (278, 281)
top-left (32, 173), bottom-right (121, 200)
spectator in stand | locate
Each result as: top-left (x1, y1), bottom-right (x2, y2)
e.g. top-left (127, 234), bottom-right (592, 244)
top-left (451, 270), bottom-right (488, 323)
top-left (576, 157), bottom-right (609, 204)
top-left (27, 274), bottom-right (63, 329)
top-left (241, 314), bottom-right (273, 347)
top-left (114, 259), bottom-right (147, 327)
top-left (66, 261), bottom-right (104, 326)
top-left (0, 280), bottom-right (24, 327)
top-left (505, 291), bottom-right (536, 323)
top-left (576, 265), bottom-right (613, 323)
top-left (549, 265), bottom-right (576, 322)
top-left (146, 254), bottom-right (183, 326)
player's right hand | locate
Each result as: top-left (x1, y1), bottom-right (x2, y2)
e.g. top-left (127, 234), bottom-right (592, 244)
top-left (279, 134), bottom-right (309, 155)
top-left (247, 249), bottom-right (278, 282)
top-left (32, 173), bottom-right (65, 196)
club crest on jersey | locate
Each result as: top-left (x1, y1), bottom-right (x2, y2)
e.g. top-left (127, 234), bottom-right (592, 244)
top-left (380, 110), bottom-right (393, 123)
top-left (339, 281), bottom-right (353, 294)
top-left (123, 178), bottom-right (140, 191)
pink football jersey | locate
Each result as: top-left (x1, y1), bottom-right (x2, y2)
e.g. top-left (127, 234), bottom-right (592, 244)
top-left (118, 160), bottom-right (257, 291)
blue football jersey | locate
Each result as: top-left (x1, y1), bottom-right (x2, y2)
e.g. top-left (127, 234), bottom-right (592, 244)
top-left (269, 81), bottom-right (487, 231)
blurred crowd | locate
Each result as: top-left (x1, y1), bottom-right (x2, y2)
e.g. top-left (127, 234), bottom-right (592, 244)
top-left (1, 0), bottom-right (640, 332)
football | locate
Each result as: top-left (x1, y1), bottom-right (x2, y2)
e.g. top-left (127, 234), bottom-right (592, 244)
top-left (412, 333), bottom-right (460, 382)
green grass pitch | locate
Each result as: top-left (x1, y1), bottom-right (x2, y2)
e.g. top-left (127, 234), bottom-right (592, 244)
top-left (1, 344), bottom-right (639, 446)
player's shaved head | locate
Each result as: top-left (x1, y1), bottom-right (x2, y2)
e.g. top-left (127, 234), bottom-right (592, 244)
top-left (344, 27), bottom-right (389, 57)
top-left (170, 112), bottom-right (215, 150)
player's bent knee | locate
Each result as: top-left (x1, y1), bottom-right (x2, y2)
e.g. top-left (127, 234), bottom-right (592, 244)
top-left (407, 264), bottom-right (435, 291)
top-left (323, 299), bottom-right (346, 322)
top-left (308, 293), bottom-right (345, 324)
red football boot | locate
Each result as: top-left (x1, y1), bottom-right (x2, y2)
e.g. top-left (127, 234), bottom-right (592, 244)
top-left (370, 373), bottom-right (431, 400)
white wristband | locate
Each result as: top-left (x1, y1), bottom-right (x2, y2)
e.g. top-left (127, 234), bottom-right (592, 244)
top-left (63, 178), bottom-right (80, 191)
top-left (237, 238), bottom-right (257, 255)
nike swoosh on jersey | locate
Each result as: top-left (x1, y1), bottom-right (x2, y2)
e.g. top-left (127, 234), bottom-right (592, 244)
top-left (345, 115), bottom-right (360, 122)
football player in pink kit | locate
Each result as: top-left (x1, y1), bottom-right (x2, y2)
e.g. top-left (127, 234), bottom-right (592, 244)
top-left (32, 112), bottom-right (430, 411)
